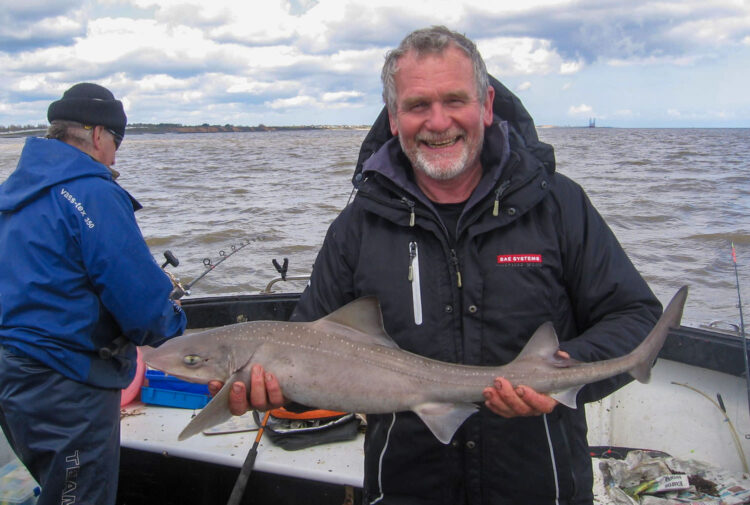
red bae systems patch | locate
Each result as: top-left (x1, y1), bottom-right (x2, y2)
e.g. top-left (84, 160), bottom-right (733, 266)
top-left (497, 254), bottom-right (542, 266)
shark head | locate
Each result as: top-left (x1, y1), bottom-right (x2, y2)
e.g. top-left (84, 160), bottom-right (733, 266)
top-left (142, 330), bottom-right (237, 383)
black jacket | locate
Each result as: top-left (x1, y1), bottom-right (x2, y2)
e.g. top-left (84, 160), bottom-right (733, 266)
top-left (292, 78), bottom-right (661, 505)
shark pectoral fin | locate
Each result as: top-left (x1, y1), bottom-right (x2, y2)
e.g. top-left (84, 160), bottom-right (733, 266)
top-left (177, 370), bottom-right (248, 441)
top-left (412, 402), bottom-right (479, 444)
top-left (549, 386), bottom-right (582, 409)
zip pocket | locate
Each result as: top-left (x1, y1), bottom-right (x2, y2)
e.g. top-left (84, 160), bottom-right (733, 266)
top-left (408, 241), bottom-right (423, 325)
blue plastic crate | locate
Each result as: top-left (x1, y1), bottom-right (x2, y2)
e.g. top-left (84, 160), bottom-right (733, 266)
top-left (145, 370), bottom-right (209, 395)
top-left (140, 386), bottom-right (211, 409)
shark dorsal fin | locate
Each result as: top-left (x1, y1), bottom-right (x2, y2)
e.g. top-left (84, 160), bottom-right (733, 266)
top-left (315, 296), bottom-right (400, 349)
top-left (514, 322), bottom-right (560, 361)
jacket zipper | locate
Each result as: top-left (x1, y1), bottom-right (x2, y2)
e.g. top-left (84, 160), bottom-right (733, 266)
top-left (401, 197), bottom-right (416, 227)
top-left (408, 241), bottom-right (423, 325)
top-left (449, 249), bottom-right (462, 288)
top-left (492, 180), bottom-right (512, 217)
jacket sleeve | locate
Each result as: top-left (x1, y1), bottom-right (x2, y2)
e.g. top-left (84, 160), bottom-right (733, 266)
top-left (553, 175), bottom-right (662, 403)
top-left (76, 178), bottom-right (186, 346)
top-left (291, 206), bottom-right (360, 322)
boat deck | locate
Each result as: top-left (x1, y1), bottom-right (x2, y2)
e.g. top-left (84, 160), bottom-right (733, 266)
top-left (118, 402), bottom-right (363, 504)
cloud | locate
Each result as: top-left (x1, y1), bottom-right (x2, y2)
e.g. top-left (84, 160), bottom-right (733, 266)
top-left (465, 0), bottom-right (750, 65)
top-left (568, 104), bottom-right (593, 116)
top-left (0, 1), bottom-right (85, 53)
top-left (267, 90), bottom-right (365, 110)
top-left (516, 81), bottom-right (532, 92)
top-left (322, 91), bottom-right (364, 102)
top-left (479, 36), bottom-right (580, 76)
top-left (614, 109), bottom-right (636, 117)
top-left (1, 0), bottom-right (749, 127)
top-left (267, 95), bottom-right (318, 109)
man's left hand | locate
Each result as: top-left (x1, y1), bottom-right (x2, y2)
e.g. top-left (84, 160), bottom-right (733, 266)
top-left (483, 377), bottom-right (558, 417)
top-left (482, 350), bottom-right (569, 417)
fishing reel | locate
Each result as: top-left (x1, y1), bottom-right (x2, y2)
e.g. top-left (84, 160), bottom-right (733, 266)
top-left (98, 240), bottom-right (254, 359)
top-left (161, 250), bottom-right (188, 300)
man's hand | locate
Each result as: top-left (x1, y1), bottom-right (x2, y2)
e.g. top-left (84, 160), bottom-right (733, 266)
top-left (482, 377), bottom-right (558, 417)
top-left (207, 364), bottom-right (286, 416)
top-left (482, 350), bottom-right (570, 418)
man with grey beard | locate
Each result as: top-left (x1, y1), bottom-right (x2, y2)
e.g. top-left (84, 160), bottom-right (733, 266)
top-left (222, 26), bottom-right (660, 504)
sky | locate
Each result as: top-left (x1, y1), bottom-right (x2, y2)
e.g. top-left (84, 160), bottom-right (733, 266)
top-left (1, 0), bottom-right (749, 128)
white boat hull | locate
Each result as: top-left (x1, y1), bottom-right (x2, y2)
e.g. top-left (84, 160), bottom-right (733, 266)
top-left (587, 358), bottom-right (749, 473)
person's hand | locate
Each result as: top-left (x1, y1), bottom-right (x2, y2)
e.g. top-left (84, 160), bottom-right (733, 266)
top-left (482, 351), bottom-right (570, 417)
top-left (482, 377), bottom-right (558, 417)
top-left (207, 365), bottom-right (286, 416)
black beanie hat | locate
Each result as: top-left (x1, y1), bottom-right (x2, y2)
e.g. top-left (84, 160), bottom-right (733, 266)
top-left (47, 83), bottom-right (127, 140)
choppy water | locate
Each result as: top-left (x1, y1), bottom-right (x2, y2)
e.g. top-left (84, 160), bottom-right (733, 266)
top-left (1, 128), bottom-right (748, 328)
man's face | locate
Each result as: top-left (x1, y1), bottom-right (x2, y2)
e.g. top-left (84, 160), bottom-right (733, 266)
top-left (93, 125), bottom-right (118, 167)
top-left (388, 46), bottom-right (494, 181)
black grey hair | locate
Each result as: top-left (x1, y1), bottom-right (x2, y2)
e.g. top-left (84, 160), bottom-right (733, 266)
top-left (46, 120), bottom-right (94, 148)
top-left (381, 26), bottom-right (489, 114)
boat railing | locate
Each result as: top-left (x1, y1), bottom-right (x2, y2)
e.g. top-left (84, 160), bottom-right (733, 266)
top-left (263, 275), bottom-right (310, 293)
top-left (703, 320), bottom-right (741, 335)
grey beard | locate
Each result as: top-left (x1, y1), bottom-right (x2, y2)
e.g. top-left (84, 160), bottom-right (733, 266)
top-left (411, 143), bottom-right (470, 181)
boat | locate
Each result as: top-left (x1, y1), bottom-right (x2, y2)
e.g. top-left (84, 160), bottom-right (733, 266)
top-left (2, 283), bottom-right (749, 504)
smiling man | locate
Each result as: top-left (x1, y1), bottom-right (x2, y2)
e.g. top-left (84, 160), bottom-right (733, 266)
top-left (226, 26), bottom-right (661, 505)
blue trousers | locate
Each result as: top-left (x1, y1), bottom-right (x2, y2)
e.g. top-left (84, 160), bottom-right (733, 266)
top-left (0, 348), bottom-right (120, 505)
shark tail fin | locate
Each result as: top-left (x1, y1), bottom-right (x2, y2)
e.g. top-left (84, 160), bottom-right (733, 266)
top-left (628, 285), bottom-right (688, 384)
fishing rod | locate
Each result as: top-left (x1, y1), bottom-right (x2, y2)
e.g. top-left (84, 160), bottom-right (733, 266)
top-left (98, 238), bottom-right (258, 359)
top-left (226, 410), bottom-right (272, 505)
top-left (732, 242), bottom-right (750, 418)
top-left (169, 238), bottom-right (256, 299)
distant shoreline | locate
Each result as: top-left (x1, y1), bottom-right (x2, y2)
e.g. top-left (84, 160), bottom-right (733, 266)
top-left (0, 123), bottom-right (372, 138)
top-left (2, 124), bottom-right (745, 139)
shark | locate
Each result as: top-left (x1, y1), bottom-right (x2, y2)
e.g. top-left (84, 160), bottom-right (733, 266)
top-left (143, 286), bottom-right (688, 443)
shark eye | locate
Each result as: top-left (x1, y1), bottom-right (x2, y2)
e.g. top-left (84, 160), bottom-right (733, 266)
top-left (183, 354), bottom-right (203, 367)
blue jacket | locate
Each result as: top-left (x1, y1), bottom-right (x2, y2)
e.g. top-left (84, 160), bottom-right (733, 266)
top-left (0, 137), bottom-right (186, 389)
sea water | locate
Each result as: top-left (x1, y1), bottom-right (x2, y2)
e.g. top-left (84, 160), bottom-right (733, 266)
top-left (1, 127), bottom-right (748, 327)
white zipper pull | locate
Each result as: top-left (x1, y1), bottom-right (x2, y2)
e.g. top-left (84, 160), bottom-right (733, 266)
top-left (409, 241), bottom-right (423, 325)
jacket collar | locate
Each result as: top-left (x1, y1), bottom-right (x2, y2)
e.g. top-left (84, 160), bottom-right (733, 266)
top-left (360, 120), bottom-right (511, 213)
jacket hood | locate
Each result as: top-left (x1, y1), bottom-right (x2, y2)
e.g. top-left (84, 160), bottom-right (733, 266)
top-left (0, 136), bottom-right (136, 212)
top-left (352, 74), bottom-right (555, 187)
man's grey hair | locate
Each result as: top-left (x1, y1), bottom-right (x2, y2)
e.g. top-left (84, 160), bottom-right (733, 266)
top-left (46, 120), bottom-right (94, 149)
top-left (381, 26), bottom-right (489, 114)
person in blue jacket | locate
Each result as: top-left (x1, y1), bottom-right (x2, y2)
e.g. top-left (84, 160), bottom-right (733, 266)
top-left (0, 83), bottom-right (187, 505)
